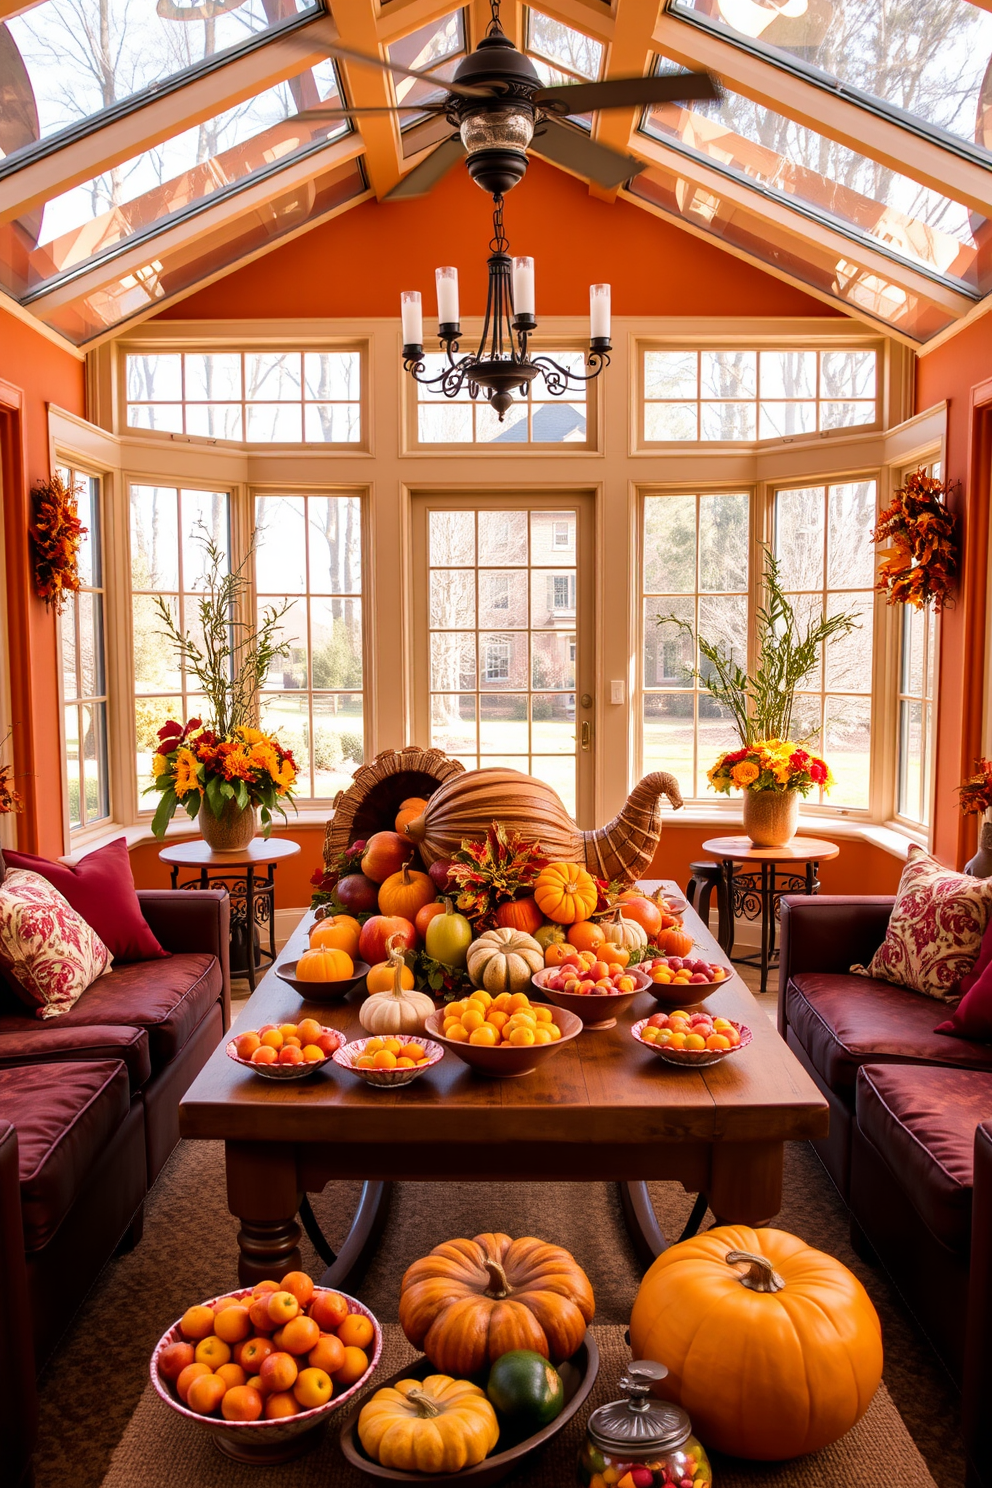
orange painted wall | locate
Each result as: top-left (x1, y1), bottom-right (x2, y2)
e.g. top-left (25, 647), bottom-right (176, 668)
top-left (163, 157), bottom-right (836, 321)
top-left (917, 311), bottom-right (992, 868)
top-left (0, 306), bottom-right (85, 855)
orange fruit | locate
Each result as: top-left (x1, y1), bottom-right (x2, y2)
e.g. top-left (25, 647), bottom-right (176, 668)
top-left (297, 1017), bottom-right (324, 1045)
top-left (302, 1044), bottom-right (325, 1063)
top-left (280, 1271), bottom-right (315, 1307)
top-left (248, 1297), bottom-right (278, 1333)
top-left (507, 993), bottom-right (530, 1012)
top-left (240, 1337), bottom-right (274, 1372)
top-left (266, 1290), bottom-right (300, 1325)
top-left (445, 1024), bottom-right (468, 1042)
top-left (533, 1027), bottom-right (553, 1044)
top-left (373, 1049), bottom-right (397, 1069)
top-left (356, 1055), bottom-right (375, 1068)
top-left (251, 1281), bottom-right (280, 1299)
top-left (508, 1026), bottom-right (536, 1046)
top-left (234, 1032), bottom-right (260, 1059)
top-left (337, 1313), bottom-right (375, 1350)
top-left (194, 1335), bottom-right (231, 1369)
top-left (309, 1333), bottom-right (346, 1375)
top-left (215, 1362), bottom-right (247, 1390)
top-left (187, 1373), bottom-right (228, 1416)
top-left (396, 1057), bottom-right (416, 1067)
top-left (260, 1029), bottom-right (283, 1050)
top-left (213, 1306), bottom-right (252, 1344)
top-left (469, 1025), bottom-right (498, 1046)
top-left (461, 1008), bottom-right (484, 1032)
top-left (310, 1291), bottom-right (349, 1332)
top-left (222, 1384), bottom-right (264, 1421)
top-left (568, 921), bottom-right (605, 954)
top-left (176, 1362), bottom-right (212, 1402)
top-left (332, 1345), bottom-right (369, 1386)
top-left (274, 1315), bottom-right (320, 1356)
top-left (180, 1305), bottom-right (216, 1340)
top-left (263, 1390), bottom-right (299, 1419)
top-left (294, 1367), bottom-right (333, 1409)
top-left (403, 1043), bottom-right (425, 1062)
top-left (259, 1351), bottom-right (298, 1394)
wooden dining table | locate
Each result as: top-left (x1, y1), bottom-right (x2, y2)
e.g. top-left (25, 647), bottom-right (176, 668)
top-left (179, 881), bottom-right (829, 1287)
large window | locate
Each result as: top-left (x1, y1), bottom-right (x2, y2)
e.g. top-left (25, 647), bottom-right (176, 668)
top-left (641, 491), bottom-right (749, 799)
top-left (414, 352), bottom-right (589, 445)
top-left (125, 350), bottom-right (362, 443)
top-left (643, 347), bottom-right (878, 443)
top-left (59, 467), bottom-right (110, 831)
top-left (773, 480), bottom-right (877, 810)
top-left (255, 493), bottom-right (364, 802)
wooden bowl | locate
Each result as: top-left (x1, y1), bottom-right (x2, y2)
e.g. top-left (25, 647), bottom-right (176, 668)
top-left (333, 1035), bottom-right (444, 1088)
top-left (338, 1333), bottom-right (599, 1486)
top-left (531, 966), bottom-right (652, 1030)
top-left (276, 958), bottom-right (371, 1002)
top-left (631, 1016), bottom-right (752, 1068)
top-left (424, 1006), bottom-right (582, 1078)
top-left (151, 1286), bottom-right (382, 1464)
top-left (640, 965), bottom-right (734, 1009)
top-left (225, 1027), bottom-right (342, 1081)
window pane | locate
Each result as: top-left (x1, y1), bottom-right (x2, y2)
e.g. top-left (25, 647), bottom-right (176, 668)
top-left (776, 486), bottom-right (825, 590)
top-left (127, 404), bottom-right (184, 433)
top-left (477, 403), bottom-right (529, 443)
top-left (531, 511), bottom-right (575, 566)
top-left (127, 354), bottom-right (181, 402)
top-left (133, 595), bottom-right (180, 694)
top-left (824, 696), bottom-right (871, 809)
top-left (61, 602), bottom-right (77, 702)
top-left (431, 694), bottom-right (477, 761)
top-left (480, 632), bottom-right (528, 689)
top-left (185, 405), bottom-right (243, 441)
top-left (643, 693), bottom-right (694, 791)
top-left (185, 354), bottom-right (241, 401)
top-left (311, 599), bottom-right (362, 689)
top-left (699, 492), bottom-right (749, 592)
top-left (759, 402), bottom-right (816, 440)
top-left (246, 353), bottom-right (302, 401)
top-left (304, 404), bottom-right (361, 442)
top-left (257, 597), bottom-right (307, 689)
top-left (312, 694), bottom-right (364, 798)
top-left (479, 570), bottom-right (528, 628)
top-left (255, 497), bottom-right (307, 592)
top-left (700, 402), bottom-right (756, 441)
top-left (430, 570), bottom-right (476, 629)
top-left (645, 494), bottom-right (696, 596)
top-left (135, 695), bottom-right (181, 797)
top-left (260, 694), bottom-right (311, 797)
top-left (431, 633), bottom-right (476, 691)
top-left (760, 351), bottom-right (816, 398)
top-left (701, 350), bottom-right (756, 399)
top-left (387, 9), bottom-right (466, 114)
top-left (527, 9), bottom-right (603, 80)
top-left (480, 694), bottom-right (529, 754)
top-left (532, 631), bottom-right (575, 691)
top-left (899, 699), bottom-right (924, 820)
top-left (308, 496), bottom-right (362, 594)
top-left (822, 351), bottom-right (876, 400)
top-left (81, 702), bottom-right (109, 823)
top-left (64, 706), bottom-right (81, 828)
top-left (304, 352), bottom-right (361, 401)
top-left (430, 510), bottom-right (476, 567)
top-left (76, 591), bottom-right (104, 698)
top-left (246, 405), bottom-right (303, 442)
top-left (645, 402), bottom-right (697, 441)
top-left (827, 482), bottom-right (877, 589)
top-left (645, 350), bottom-right (697, 399)
top-left (531, 570), bottom-right (576, 628)
top-left (76, 476), bottom-right (100, 586)
top-left (824, 593), bottom-right (874, 692)
top-left (821, 401), bottom-right (876, 430)
top-left (479, 511), bottom-right (528, 565)
top-left (645, 597), bottom-right (694, 687)
top-left (531, 696), bottom-right (575, 753)
top-left (419, 404), bottom-right (474, 442)
top-left (181, 491), bottom-right (229, 589)
top-left (131, 486), bottom-right (178, 590)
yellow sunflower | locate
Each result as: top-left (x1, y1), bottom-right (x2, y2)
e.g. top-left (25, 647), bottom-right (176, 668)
top-left (173, 747), bottom-right (201, 799)
top-left (152, 751), bottom-right (169, 779)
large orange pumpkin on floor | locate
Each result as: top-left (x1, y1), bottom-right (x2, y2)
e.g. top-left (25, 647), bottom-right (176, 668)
top-left (629, 1225), bottom-right (882, 1460)
top-left (399, 1232), bottom-right (595, 1376)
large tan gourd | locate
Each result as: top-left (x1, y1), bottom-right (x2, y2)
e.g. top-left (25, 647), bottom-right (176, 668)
top-left (406, 768), bottom-right (683, 889)
top-left (466, 928), bottom-right (544, 994)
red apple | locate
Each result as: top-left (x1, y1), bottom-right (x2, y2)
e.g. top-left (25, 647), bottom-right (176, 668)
top-left (361, 831), bottom-right (414, 884)
top-left (335, 872), bottom-right (379, 914)
top-left (359, 915), bottom-right (417, 964)
top-left (159, 1341), bottom-right (195, 1380)
top-left (429, 858), bottom-right (456, 894)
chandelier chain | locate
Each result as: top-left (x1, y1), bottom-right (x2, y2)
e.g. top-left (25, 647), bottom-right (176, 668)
top-left (487, 0), bottom-right (502, 36)
top-left (489, 195), bottom-right (508, 254)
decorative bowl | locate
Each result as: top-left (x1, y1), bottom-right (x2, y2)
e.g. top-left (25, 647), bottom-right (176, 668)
top-left (338, 1332), bottom-right (599, 1486)
top-left (631, 1016), bottom-right (752, 1068)
top-left (424, 1005), bottom-right (582, 1079)
top-left (639, 963), bottom-right (734, 1009)
top-left (225, 1027), bottom-right (342, 1081)
top-left (531, 966), bottom-right (652, 1030)
top-left (333, 1035), bottom-right (444, 1088)
top-left (151, 1286), bottom-right (382, 1464)
top-left (276, 958), bottom-right (371, 1002)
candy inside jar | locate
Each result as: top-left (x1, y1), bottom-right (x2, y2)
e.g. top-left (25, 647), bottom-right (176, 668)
top-left (577, 1359), bottom-right (712, 1488)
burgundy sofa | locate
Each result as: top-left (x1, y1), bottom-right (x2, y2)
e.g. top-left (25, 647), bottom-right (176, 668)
top-left (779, 895), bottom-right (992, 1488)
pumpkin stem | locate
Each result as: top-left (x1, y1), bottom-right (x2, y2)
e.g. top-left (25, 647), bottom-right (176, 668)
top-left (725, 1249), bottom-right (786, 1293)
top-left (386, 935), bottom-right (408, 999)
top-left (483, 1257), bottom-right (511, 1299)
top-left (406, 1387), bottom-right (442, 1418)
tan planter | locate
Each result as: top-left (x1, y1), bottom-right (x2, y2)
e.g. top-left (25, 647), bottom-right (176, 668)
top-left (742, 788), bottom-right (800, 848)
top-left (199, 800), bottom-right (257, 852)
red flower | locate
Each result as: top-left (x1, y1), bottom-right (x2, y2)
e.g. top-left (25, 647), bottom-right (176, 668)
top-left (789, 750), bottom-right (810, 771)
top-left (722, 748), bottom-right (749, 766)
top-left (809, 760), bottom-right (827, 784)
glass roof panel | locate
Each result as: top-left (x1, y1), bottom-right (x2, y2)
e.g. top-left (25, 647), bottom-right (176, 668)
top-left (35, 155), bottom-right (366, 344)
top-left (641, 73), bottom-right (990, 292)
top-left (0, 0), bottom-right (319, 167)
top-left (0, 61), bottom-right (348, 299)
top-left (668, 0), bottom-right (992, 156)
top-left (525, 8), bottom-right (604, 82)
top-left (627, 167), bottom-right (957, 341)
top-left (386, 10), bottom-right (465, 122)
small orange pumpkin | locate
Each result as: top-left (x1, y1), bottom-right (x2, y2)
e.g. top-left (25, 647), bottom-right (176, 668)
top-left (310, 915), bottom-right (361, 958)
top-left (659, 926), bottom-right (694, 958)
top-left (367, 936), bottom-right (416, 994)
top-left (533, 862), bottom-right (598, 925)
top-left (378, 864), bottom-right (437, 921)
top-left (494, 896), bottom-right (544, 935)
top-left (396, 797), bottom-right (429, 836)
top-left (297, 947), bottom-right (354, 982)
top-left (567, 920), bottom-right (605, 955)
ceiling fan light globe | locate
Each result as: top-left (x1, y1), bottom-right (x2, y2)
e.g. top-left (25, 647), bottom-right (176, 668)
top-left (459, 104), bottom-right (534, 157)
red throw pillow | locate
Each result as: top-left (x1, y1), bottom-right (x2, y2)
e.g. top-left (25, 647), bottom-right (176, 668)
top-left (936, 937), bottom-right (992, 1041)
top-left (2, 839), bottom-right (167, 962)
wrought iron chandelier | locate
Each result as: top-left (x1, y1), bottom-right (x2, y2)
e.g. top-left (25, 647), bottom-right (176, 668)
top-left (400, 196), bottom-right (611, 422)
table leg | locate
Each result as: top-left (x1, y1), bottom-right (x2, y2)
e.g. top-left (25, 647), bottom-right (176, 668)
top-left (806, 860), bottom-right (817, 894)
top-left (619, 1183), bottom-right (709, 1270)
top-left (758, 863), bottom-right (772, 996)
top-left (709, 1141), bottom-right (783, 1227)
top-left (721, 858), bottom-right (736, 955)
top-left (245, 867), bottom-right (257, 993)
top-left (170, 866), bottom-right (179, 889)
top-left (200, 868), bottom-right (208, 889)
top-left (268, 867), bottom-right (278, 965)
top-left (227, 1141), bottom-right (304, 1286)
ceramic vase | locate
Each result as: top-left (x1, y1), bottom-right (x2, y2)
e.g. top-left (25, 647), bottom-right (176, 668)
top-left (966, 819), bottom-right (992, 878)
top-left (742, 788), bottom-right (799, 849)
top-left (199, 800), bottom-right (257, 852)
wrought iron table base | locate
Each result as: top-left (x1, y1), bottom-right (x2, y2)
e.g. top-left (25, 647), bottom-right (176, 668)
top-left (168, 864), bottom-right (278, 992)
top-left (720, 860), bottom-right (819, 995)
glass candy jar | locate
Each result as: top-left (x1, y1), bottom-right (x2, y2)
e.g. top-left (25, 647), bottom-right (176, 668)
top-left (578, 1360), bottom-right (712, 1488)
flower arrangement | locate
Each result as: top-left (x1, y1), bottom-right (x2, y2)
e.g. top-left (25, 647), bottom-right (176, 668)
top-left (872, 467), bottom-right (957, 612)
top-left (0, 728), bottom-right (21, 816)
top-left (30, 471), bottom-right (86, 615)
top-left (448, 822), bottom-right (550, 927)
top-left (957, 759), bottom-right (992, 816)
top-left (147, 718), bottom-right (298, 838)
top-left (708, 740), bottom-right (833, 797)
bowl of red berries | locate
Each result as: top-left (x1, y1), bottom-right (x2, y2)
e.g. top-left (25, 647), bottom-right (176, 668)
top-left (532, 962), bottom-right (653, 1030)
top-left (632, 1010), bottom-right (751, 1067)
top-left (640, 954), bottom-right (732, 1007)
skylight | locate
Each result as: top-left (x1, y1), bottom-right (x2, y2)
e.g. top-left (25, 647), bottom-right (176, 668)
top-left (524, 9), bottom-right (604, 128)
top-left (386, 9), bottom-right (466, 125)
top-left (667, 0), bottom-right (992, 157)
top-left (0, 0), bottom-right (319, 168)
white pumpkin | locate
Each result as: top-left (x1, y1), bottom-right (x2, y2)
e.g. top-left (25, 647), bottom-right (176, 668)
top-left (601, 906), bottom-right (648, 953)
top-left (466, 928), bottom-right (544, 994)
top-left (360, 945), bottom-right (436, 1036)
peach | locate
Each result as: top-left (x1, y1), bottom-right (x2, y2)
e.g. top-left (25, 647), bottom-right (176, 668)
top-left (309, 1290), bottom-right (349, 1332)
top-left (308, 1334), bottom-right (345, 1375)
top-left (214, 1306), bottom-right (252, 1344)
top-left (259, 1351), bottom-right (298, 1394)
top-left (251, 1046), bottom-right (278, 1066)
top-left (302, 1045), bottom-right (325, 1063)
top-left (267, 1290), bottom-right (300, 1325)
top-left (195, 1336), bottom-right (231, 1369)
top-left (263, 1390), bottom-right (299, 1420)
top-left (280, 1271), bottom-right (315, 1307)
top-left (278, 1023), bottom-right (299, 1041)
top-left (259, 1029), bottom-right (283, 1050)
top-left (274, 1315), bottom-right (320, 1356)
top-left (240, 1336), bottom-right (275, 1372)
top-left (179, 1304), bottom-right (216, 1340)
top-left (297, 1018), bottom-right (323, 1045)
top-left (251, 1280), bottom-right (280, 1298)
top-left (234, 1032), bottom-right (260, 1059)
top-left (278, 1045), bottom-right (305, 1066)
top-left (222, 1384), bottom-right (264, 1422)
top-left (315, 1033), bottom-right (339, 1055)
top-left (248, 1297), bottom-right (278, 1333)
top-left (187, 1373), bottom-right (228, 1416)
top-left (176, 1362), bottom-right (212, 1402)
top-left (215, 1363), bottom-right (247, 1390)
top-left (158, 1341), bottom-right (194, 1381)
top-left (293, 1367), bottom-right (333, 1409)
top-left (332, 1345), bottom-right (368, 1386)
top-left (337, 1313), bottom-right (374, 1350)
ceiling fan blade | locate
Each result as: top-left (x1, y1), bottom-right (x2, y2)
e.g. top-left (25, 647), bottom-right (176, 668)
top-left (384, 135), bottom-right (467, 199)
top-left (534, 71), bottom-right (719, 114)
top-left (288, 29), bottom-right (493, 99)
top-left (530, 116), bottom-right (645, 189)
top-left (296, 103), bottom-right (448, 120)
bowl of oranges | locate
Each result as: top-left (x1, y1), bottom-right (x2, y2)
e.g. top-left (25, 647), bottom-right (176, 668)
top-left (151, 1273), bottom-right (382, 1462)
top-left (425, 990), bottom-right (582, 1078)
top-left (632, 1011), bottom-right (752, 1068)
top-left (333, 1034), bottom-right (444, 1088)
top-left (226, 1019), bottom-right (342, 1080)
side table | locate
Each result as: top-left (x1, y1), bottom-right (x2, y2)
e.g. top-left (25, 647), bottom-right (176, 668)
top-left (701, 835), bottom-right (840, 995)
top-left (158, 839), bottom-right (301, 992)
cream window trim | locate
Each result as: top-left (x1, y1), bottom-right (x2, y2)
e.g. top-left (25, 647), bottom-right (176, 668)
top-left (917, 296), bottom-right (992, 358)
top-left (651, 11), bottom-right (992, 221)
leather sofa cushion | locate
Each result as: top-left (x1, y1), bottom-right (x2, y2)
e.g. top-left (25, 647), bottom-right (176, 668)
top-left (856, 1063), bottom-right (992, 1251)
top-left (0, 1060), bottom-right (130, 1251)
top-left (0, 1023), bottom-right (151, 1091)
top-left (0, 954), bottom-right (219, 1072)
top-left (787, 973), bottom-right (992, 1101)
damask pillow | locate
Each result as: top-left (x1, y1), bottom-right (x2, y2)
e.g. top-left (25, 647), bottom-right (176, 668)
top-left (0, 868), bottom-right (113, 1019)
top-left (852, 845), bottom-right (992, 1002)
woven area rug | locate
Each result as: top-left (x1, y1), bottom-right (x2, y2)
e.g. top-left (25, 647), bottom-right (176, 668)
top-left (102, 1324), bottom-right (937, 1488)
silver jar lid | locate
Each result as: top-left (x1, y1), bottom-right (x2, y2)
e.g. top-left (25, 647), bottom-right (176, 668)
top-left (587, 1361), bottom-right (693, 1453)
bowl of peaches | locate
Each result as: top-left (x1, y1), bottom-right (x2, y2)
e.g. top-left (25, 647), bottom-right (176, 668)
top-left (532, 951), bottom-right (653, 1030)
top-left (641, 953), bottom-right (733, 1007)
top-left (632, 1010), bottom-right (751, 1067)
top-left (226, 1019), bottom-right (342, 1080)
top-left (151, 1272), bottom-right (382, 1462)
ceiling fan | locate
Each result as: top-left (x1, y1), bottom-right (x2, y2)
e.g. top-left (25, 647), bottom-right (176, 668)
top-left (295, 0), bottom-right (720, 199)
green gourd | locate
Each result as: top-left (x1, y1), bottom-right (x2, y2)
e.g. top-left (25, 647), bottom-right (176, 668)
top-left (486, 1350), bottom-right (565, 1430)
top-left (425, 898), bottom-right (473, 969)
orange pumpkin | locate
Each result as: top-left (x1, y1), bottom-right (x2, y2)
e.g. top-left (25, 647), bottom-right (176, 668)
top-left (493, 896), bottom-right (544, 935)
top-left (396, 797), bottom-right (429, 836)
top-left (567, 920), bottom-right (605, 955)
top-left (659, 926), bottom-right (694, 958)
top-left (378, 865), bottom-right (437, 921)
top-left (617, 893), bottom-right (663, 940)
top-left (399, 1232), bottom-right (595, 1376)
top-left (296, 947), bottom-right (354, 982)
top-left (630, 1226), bottom-right (882, 1460)
top-left (543, 941), bottom-right (579, 967)
top-left (533, 862), bottom-right (598, 925)
top-left (310, 915), bottom-right (361, 958)
top-left (367, 936), bottom-right (416, 994)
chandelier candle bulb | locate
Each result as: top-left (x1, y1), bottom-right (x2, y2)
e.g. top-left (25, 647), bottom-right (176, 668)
top-left (590, 283), bottom-right (611, 346)
top-left (512, 255), bottom-right (535, 325)
top-left (400, 290), bottom-right (423, 351)
top-left (435, 266), bottom-right (460, 330)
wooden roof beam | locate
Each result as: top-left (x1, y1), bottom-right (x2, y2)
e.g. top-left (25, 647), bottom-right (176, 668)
top-left (329, 0), bottom-right (404, 198)
top-left (588, 0), bottom-right (659, 203)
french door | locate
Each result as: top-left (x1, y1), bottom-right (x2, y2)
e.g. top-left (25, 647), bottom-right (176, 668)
top-left (412, 494), bottom-right (595, 825)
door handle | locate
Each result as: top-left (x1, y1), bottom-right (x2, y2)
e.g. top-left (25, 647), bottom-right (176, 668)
top-left (581, 721), bottom-right (591, 751)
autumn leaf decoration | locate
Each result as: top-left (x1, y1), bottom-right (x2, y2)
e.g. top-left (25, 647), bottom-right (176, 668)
top-left (30, 471), bottom-right (87, 616)
top-left (871, 467), bottom-right (957, 612)
top-left (0, 728), bottom-right (21, 816)
top-left (449, 822), bottom-right (548, 927)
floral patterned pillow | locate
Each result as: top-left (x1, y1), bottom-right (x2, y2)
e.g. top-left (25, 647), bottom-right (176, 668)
top-left (0, 868), bottom-right (112, 1018)
top-left (852, 845), bottom-right (992, 1001)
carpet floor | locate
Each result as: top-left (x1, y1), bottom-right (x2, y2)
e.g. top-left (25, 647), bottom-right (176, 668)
top-left (31, 1138), bottom-right (967, 1488)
